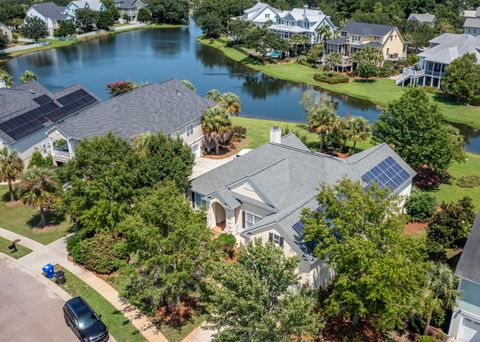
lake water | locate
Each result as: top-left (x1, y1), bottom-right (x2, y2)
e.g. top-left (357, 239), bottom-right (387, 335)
top-left (4, 20), bottom-right (480, 153)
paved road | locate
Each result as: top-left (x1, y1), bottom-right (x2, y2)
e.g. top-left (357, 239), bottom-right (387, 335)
top-left (0, 256), bottom-right (77, 342)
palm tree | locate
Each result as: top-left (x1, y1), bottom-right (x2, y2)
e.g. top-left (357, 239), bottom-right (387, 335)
top-left (307, 95), bottom-right (338, 151)
top-left (346, 116), bottom-right (371, 152)
top-left (20, 70), bottom-right (38, 84)
top-left (326, 52), bottom-right (341, 71)
top-left (315, 25), bottom-right (334, 64)
top-left (0, 147), bottom-right (24, 202)
top-left (202, 106), bottom-right (232, 154)
top-left (221, 92), bottom-right (241, 116)
top-left (205, 89), bottom-right (223, 102)
top-left (132, 132), bottom-right (152, 156)
top-left (19, 167), bottom-right (58, 228)
top-left (420, 263), bottom-right (461, 336)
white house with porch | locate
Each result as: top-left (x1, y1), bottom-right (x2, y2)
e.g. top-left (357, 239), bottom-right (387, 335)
top-left (189, 127), bottom-right (415, 288)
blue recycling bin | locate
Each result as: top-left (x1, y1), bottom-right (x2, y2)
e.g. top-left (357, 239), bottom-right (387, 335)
top-left (42, 263), bottom-right (54, 279)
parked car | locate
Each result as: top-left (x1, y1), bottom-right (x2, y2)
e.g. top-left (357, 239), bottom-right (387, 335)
top-left (63, 296), bottom-right (109, 342)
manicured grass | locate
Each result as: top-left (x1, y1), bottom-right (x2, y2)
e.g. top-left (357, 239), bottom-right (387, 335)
top-left (0, 185), bottom-right (69, 244)
top-left (429, 152), bottom-right (480, 209)
top-left (200, 37), bottom-right (480, 129)
top-left (233, 116), bottom-right (373, 151)
top-left (0, 236), bottom-right (32, 259)
top-left (53, 265), bottom-right (145, 342)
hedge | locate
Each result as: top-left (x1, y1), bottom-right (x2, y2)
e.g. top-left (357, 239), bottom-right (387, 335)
top-left (313, 72), bottom-right (349, 84)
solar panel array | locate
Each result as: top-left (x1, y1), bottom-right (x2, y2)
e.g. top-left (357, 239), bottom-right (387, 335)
top-left (292, 220), bottom-right (317, 253)
top-left (362, 156), bottom-right (410, 192)
top-left (0, 89), bottom-right (97, 141)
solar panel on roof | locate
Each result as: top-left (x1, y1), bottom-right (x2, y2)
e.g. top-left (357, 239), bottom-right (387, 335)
top-left (46, 90), bottom-right (97, 122)
top-left (362, 157), bottom-right (410, 192)
top-left (33, 94), bottom-right (53, 105)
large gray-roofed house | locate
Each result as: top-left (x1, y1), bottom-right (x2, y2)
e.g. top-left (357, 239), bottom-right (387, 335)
top-left (189, 128), bottom-right (415, 287)
top-left (448, 210), bottom-right (480, 341)
top-left (0, 80), bottom-right (98, 162)
top-left (419, 33), bottom-right (480, 64)
top-left (26, 2), bottom-right (71, 36)
top-left (48, 79), bottom-right (215, 164)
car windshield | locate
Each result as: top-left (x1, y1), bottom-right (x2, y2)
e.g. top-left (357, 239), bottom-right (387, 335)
top-left (77, 312), bottom-right (98, 330)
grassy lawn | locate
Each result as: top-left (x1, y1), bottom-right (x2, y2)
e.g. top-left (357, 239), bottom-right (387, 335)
top-left (428, 152), bottom-right (480, 209)
top-left (0, 185), bottom-right (69, 244)
top-left (1, 39), bottom-right (77, 58)
top-left (200, 37), bottom-right (480, 129)
top-left (234, 117), bottom-right (480, 209)
top-left (107, 273), bottom-right (204, 342)
top-left (0, 236), bottom-right (32, 259)
top-left (53, 265), bottom-right (145, 342)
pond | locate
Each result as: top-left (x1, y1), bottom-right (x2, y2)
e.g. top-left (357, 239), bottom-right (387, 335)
top-left (4, 20), bottom-right (479, 154)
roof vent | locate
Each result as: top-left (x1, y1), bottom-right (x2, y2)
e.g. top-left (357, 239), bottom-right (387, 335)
top-left (270, 126), bottom-right (281, 144)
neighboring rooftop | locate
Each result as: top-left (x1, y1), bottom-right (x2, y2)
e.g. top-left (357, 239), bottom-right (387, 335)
top-left (407, 13), bottom-right (436, 24)
top-left (456, 210), bottom-right (480, 284)
top-left (464, 17), bottom-right (480, 28)
top-left (30, 2), bottom-right (69, 20)
top-left (420, 33), bottom-right (480, 64)
top-left (341, 21), bottom-right (396, 37)
top-left (68, 0), bottom-right (105, 11)
top-left (55, 79), bottom-right (215, 141)
top-left (114, 0), bottom-right (142, 10)
top-left (0, 81), bottom-right (99, 144)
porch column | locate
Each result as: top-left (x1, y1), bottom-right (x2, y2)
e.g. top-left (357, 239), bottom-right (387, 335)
top-left (67, 139), bottom-right (75, 158)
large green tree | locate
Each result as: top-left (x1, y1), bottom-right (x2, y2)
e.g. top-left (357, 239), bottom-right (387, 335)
top-left (302, 179), bottom-right (427, 331)
top-left (0, 147), bottom-right (24, 202)
top-left (205, 240), bottom-right (323, 341)
top-left (119, 182), bottom-right (215, 315)
top-left (194, 0), bottom-right (254, 32)
top-left (23, 16), bottom-right (48, 42)
top-left (441, 53), bottom-right (480, 101)
top-left (372, 88), bottom-right (464, 175)
top-left (75, 9), bottom-right (99, 32)
top-left (147, 0), bottom-right (189, 24)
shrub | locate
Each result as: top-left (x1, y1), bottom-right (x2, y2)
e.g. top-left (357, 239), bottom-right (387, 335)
top-left (232, 125), bottom-right (246, 142)
top-left (67, 233), bottom-right (85, 265)
top-left (405, 190), bottom-right (437, 222)
top-left (297, 56), bottom-right (314, 67)
top-left (79, 232), bottom-right (128, 273)
top-left (470, 95), bottom-right (480, 106)
top-left (406, 54), bottom-right (419, 66)
top-left (457, 175), bottom-right (480, 188)
top-left (423, 86), bottom-right (440, 94)
top-left (418, 336), bottom-right (437, 342)
top-left (213, 233), bottom-right (236, 258)
top-left (313, 72), bottom-right (349, 84)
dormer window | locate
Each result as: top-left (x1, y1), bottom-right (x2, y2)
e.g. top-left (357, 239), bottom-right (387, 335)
top-left (265, 13), bottom-right (270, 19)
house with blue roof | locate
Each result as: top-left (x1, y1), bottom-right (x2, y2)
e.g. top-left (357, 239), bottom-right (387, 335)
top-left (189, 126), bottom-right (415, 288)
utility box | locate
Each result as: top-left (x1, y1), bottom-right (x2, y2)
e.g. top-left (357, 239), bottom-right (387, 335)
top-left (42, 263), bottom-right (54, 279)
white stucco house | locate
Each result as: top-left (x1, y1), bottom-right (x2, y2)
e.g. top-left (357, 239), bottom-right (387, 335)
top-left (46, 79), bottom-right (214, 165)
top-left (0, 80), bottom-right (99, 164)
top-left (26, 2), bottom-right (72, 37)
top-left (64, 1), bottom-right (106, 18)
top-left (449, 210), bottom-right (480, 342)
top-left (189, 126), bottom-right (415, 288)
top-left (242, 2), bottom-right (336, 45)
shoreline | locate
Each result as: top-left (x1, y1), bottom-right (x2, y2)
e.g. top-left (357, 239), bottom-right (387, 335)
top-left (197, 36), bottom-right (480, 130)
top-left (0, 23), bottom-right (184, 60)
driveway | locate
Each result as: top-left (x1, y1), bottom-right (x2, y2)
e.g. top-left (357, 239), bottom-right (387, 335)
top-left (0, 256), bottom-right (77, 341)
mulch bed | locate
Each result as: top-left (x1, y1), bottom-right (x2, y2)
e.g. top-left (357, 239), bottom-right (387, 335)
top-left (323, 317), bottom-right (384, 342)
top-left (155, 298), bottom-right (198, 326)
top-left (403, 222), bottom-right (428, 236)
top-left (204, 139), bottom-right (247, 160)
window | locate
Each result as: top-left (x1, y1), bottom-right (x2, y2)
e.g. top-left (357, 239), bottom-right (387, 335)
top-left (243, 211), bottom-right (262, 229)
top-left (192, 192), bottom-right (205, 209)
top-left (171, 131), bottom-right (178, 139)
top-left (265, 13), bottom-right (270, 19)
top-left (269, 232), bottom-right (284, 246)
top-left (186, 123), bottom-right (194, 137)
top-left (352, 35), bottom-right (360, 42)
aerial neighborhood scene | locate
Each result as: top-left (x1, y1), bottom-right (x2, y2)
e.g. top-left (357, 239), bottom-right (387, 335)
top-left (1, 0), bottom-right (480, 341)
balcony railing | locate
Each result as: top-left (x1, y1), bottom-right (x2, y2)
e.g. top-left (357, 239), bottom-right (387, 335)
top-left (51, 149), bottom-right (71, 161)
top-left (423, 69), bottom-right (444, 78)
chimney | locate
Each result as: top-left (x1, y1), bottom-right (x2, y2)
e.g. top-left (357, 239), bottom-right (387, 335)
top-left (304, 4), bottom-right (308, 16)
top-left (270, 126), bottom-right (281, 144)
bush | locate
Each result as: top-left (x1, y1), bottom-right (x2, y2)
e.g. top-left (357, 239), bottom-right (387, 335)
top-left (297, 56), bottom-right (315, 67)
top-left (405, 190), bottom-right (437, 222)
top-left (406, 54), bottom-right (419, 66)
top-left (470, 95), bottom-right (480, 106)
top-left (313, 72), bottom-right (349, 84)
top-left (67, 233), bottom-right (85, 265)
top-left (213, 233), bottom-right (236, 258)
top-left (232, 125), bottom-right (246, 142)
top-left (79, 232), bottom-right (128, 273)
top-left (457, 175), bottom-right (480, 188)
top-left (418, 336), bottom-right (437, 342)
top-left (423, 86), bottom-right (440, 94)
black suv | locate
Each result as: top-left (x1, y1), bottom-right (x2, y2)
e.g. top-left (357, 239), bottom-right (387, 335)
top-left (63, 296), bottom-right (109, 342)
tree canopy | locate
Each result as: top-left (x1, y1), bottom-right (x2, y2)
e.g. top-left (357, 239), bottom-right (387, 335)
top-left (23, 16), bottom-right (48, 42)
top-left (147, 0), bottom-right (189, 24)
top-left (441, 53), bottom-right (480, 101)
top-left (372, 87), bottom-right (464, 175)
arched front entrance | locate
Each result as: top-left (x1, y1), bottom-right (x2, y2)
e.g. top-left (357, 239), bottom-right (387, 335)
top-left (211, 201), bottom-right (226, 235)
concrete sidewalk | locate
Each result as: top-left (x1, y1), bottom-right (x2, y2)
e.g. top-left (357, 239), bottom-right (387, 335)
top-left (0, 228), bottom-right (167, 342)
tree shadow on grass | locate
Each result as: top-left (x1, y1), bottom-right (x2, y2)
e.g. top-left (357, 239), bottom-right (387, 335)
top-left (26, 210), bottom-right (65, 228)
top-left (432, 93), bottom-right (469, 106)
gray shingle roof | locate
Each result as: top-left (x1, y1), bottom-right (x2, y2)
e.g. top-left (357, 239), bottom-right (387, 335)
top-left (30, 2), bottom-right (69, 21)
top-left (464, 17), bottom-right (480, 28)
top-left (56, 79), bottom-right (215, 141)
top-left (0, 81), bottom-right (98, 144)
top-left (420, 33), bottom-right (480, 64)
top-left (341, 21), bottom-right (395, 37)
top-left (456, 210), bottom-right (480, 284)
top-left (407, 13), bottom-right (436, 24)
top-left (191, 137), bottom-right (415, 262)
top-left (114, 0), bottom-right (142, 10)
